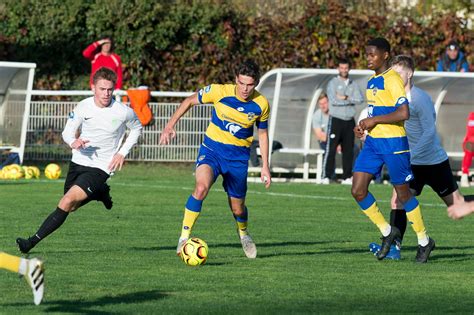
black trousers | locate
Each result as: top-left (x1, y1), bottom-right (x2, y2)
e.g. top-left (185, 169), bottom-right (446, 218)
top-left (323, 116), bottom-right (355, 180)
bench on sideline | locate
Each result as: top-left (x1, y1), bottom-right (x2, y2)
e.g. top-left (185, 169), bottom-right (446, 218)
top-left (248, 150), bottom-right (469, 184)
top-left (251, 147), bottom-right (325, 183)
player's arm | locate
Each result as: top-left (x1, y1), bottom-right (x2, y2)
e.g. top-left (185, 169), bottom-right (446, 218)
top-left (109, 111), bottom-right (143, 172)
top-left (359, 104), bottom-right (409, 131)
top-left (257, 128), bottom-right (271, 188)
top-left (62, 107), bottom-right (88, 149)
top-left (159, 93), bottom-right (200, 145)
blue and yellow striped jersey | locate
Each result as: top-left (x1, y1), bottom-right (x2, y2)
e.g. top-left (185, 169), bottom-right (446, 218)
top-left (365, 68), bottom-right (409, 154)
top-left (197, 84), bottom-right (270, 161)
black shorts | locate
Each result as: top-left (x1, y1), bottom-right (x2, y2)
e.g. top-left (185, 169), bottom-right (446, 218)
top-left (64, 162), bottom-right (110, 200)
top-left (410, 159), bottom-right (458, 197)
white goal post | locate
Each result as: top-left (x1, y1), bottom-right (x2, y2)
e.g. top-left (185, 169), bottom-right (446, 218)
top-left (0, 61), bottom-right (36, 164)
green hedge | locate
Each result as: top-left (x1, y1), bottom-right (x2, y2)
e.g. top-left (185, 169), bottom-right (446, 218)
top-left (1, 0), bottom-right (472, 91)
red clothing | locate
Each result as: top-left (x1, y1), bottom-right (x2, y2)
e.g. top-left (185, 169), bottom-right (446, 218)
top-left (461, 112), bottom-right (474, 174)
top-left (83, 41), bottom-right (123, 89)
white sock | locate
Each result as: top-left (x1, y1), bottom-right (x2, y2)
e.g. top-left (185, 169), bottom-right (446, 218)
top-left (381, 225), bottom-right (391, 237)
top-left (418, 236), bottom-right (429, 247)
top-left (18, 258), bottom-right (27, 275)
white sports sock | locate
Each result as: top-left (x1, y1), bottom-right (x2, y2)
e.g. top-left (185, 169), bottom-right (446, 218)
top-left (418, 236), bottom-right (429, 247)
top-left (381, 225), bottom-right (391, 237)
top-left (18, 258), bottom-right (27, 275)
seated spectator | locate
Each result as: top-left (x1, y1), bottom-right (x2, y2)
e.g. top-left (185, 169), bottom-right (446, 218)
top-left (312, 93), bottom-right (329, 150)
top-left (436, 40), bottom-right (469, 72)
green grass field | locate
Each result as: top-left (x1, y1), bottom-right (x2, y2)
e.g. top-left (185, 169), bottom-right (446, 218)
top-left (1, 163), bottom-right (473, 314)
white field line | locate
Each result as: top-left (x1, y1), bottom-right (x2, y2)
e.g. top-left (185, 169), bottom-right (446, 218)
top-left (16, 179), bottom-right (448, 208)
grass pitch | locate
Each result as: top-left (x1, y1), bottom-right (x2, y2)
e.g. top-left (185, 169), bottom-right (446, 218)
top-left (1, 163), bottom-right (473, 313)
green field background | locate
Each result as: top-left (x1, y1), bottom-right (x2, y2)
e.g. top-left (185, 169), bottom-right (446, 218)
top-left (1, 163), bottom-right (473, 313)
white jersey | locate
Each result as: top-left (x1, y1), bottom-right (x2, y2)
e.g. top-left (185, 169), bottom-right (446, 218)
top-left (62, 97), bottom-right (142, 174)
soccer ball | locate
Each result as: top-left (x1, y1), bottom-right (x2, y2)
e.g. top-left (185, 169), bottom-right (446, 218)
top-left (23, 166), bottom-right (40, 179)
top-left (180, 238), bottom-right (209, 266)
top-left (44, 163), bottom-right (61, 180)
top-left (29, 166), bottom-right (41, 179)
top-left (4, 164), bottom-right (24, 179)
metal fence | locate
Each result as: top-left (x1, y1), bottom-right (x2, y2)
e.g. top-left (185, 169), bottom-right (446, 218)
top-left (25, 101), bottom-right (213, 162)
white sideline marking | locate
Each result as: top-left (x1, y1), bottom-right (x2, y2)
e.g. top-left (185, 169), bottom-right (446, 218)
top-left (24, 179), bottom-right (447, 208)
top-left (111, 181), bottom-right (447, 208)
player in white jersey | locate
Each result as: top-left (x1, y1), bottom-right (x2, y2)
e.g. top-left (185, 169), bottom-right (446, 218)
top-left (16, 68), bottom-right (142, 253)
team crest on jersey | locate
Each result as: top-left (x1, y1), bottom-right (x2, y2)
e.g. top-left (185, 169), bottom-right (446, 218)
top-left (68, 111), bottom-right (75, 119)
top-left (372, 87), bottom-right (378, 96)
top-left (204, 85), bottom-right (211, 93)
top-left (247, 112), bottom-right (255, 121)
top-left (225, 122), bottom-right (242, 135)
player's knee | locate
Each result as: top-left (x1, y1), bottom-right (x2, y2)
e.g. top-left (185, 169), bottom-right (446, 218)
top-left (58, 195), bottom-right (80, 212)
top-left (232, 207), bottom-right (245, 217)
top-left (351, 186), bottom-right (366, 201)
top-left (193, 184), bottom-right (210, 200)
top-left (396, 191), bottom-right (411, 204)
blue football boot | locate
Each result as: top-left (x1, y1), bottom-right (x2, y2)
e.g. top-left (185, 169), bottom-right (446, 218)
top-left (369, 242), bottom-right (401, 260)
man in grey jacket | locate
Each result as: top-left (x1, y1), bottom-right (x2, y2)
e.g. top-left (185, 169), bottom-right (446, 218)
top-left (322, 58), bottom-right (364, 184)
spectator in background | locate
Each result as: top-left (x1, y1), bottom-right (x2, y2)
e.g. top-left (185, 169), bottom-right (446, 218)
top-left (312, 93), bottom-right (329, 150)
top-left (83, 37), bottom-right (123, 89)
top-left (460, 112), bottom-right (474, 187)
top-left (436, 40), bottom-right (469, 72)
top-left (323, 58), bottom-right (364, 185)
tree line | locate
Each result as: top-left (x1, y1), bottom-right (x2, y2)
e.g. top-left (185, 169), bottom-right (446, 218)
top-left (1, 0), bottom-right (472, 91)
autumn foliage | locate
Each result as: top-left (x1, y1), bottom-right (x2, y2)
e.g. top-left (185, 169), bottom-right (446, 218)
top-left (1, 1), bottom-right (472, 91)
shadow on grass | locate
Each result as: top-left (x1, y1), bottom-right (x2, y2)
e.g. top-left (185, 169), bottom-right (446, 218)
top-left (4, 289), bottom-right (167, 314)
top-left (258, 247), bottom-right (368, 259)
top-left (0, 181), bottom-right (30, 186)
top-left (131, 240), bottom-right (340, 252)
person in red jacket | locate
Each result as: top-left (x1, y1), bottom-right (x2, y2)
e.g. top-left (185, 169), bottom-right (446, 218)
top-left (83, 37), bottom-right (123, 89)
top-left (460, 112), bottom-right (474, 187)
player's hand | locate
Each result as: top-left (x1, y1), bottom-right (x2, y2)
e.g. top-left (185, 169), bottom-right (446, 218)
top-left (354, 125), bottom-right (365, 139)
top-left (98, 39), bottom-right (110, 45)
top-left (261, 166), bottom-right (271, 189)
top-left (108, 153), bottom-right (125, 172)
top-left (359, 117), bottom-right (376, 131)
top-left (159, 126), bottom-right (176, 145)
top-left (71, 138), bottom-right (90, 150)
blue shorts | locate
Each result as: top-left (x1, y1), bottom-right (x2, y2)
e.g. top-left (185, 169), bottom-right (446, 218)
top-left (196, 145), bottom-right (248, 199)
top-left (353, 144), bottom-right (413, 185)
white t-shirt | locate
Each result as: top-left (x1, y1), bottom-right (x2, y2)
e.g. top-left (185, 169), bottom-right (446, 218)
top-left (62, 97), bottom-right (142, 174)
